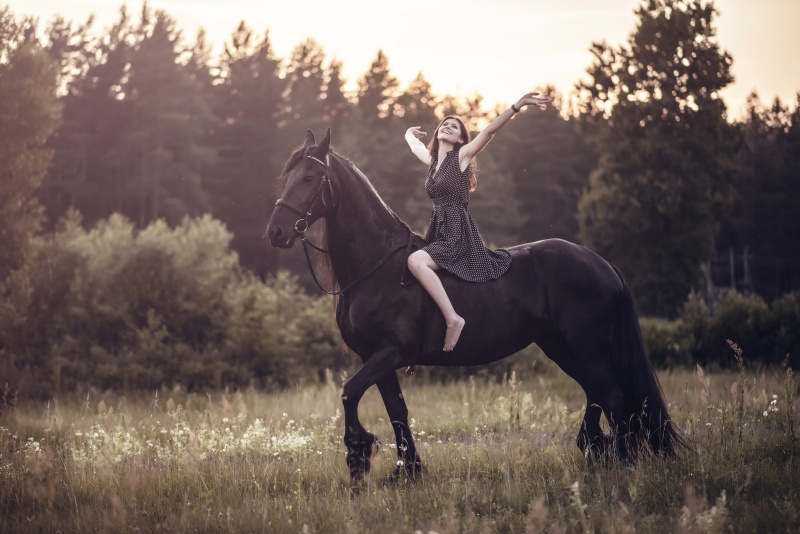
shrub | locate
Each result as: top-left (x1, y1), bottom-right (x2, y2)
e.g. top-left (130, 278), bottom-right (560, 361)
top-left (640, 289), bottom-right (800, 369)
top-left (639, 318), bottom-right (686, 368)
top-left (700, 291), bottom-right (770, 365)
top-left (765, 292), bottom-right (800, 367)
top-left (0, 212), bottom-right (344, 396)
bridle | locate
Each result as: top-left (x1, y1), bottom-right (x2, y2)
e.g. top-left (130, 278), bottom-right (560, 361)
top-left (273, 152), bottom-right (414, 296)
top-left (274, 153), bottom-right (336, 235)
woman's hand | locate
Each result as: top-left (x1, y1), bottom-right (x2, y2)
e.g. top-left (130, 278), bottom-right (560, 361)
top-left (516, 92), bottom-right (551, 110)
top-left (406, 126), bottom-right (427, 139)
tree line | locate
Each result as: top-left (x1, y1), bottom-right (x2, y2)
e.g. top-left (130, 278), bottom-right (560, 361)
top-left (5, 1), bottom-right (799, 315)
top-left (1, 0), bottom-right (798, 365)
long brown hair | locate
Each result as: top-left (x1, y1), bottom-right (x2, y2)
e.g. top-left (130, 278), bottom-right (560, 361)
top-left (427, 115), bottom-right (477, 191)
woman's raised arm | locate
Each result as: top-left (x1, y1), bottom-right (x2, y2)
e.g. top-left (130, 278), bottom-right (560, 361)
top-left (460, 92), bottom-right (551, 162)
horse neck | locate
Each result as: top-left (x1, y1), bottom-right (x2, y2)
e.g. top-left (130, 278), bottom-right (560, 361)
top-left (325, 158), bottom-right (409, 283)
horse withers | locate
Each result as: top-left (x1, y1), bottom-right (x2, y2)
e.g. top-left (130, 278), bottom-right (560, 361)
top-left (266, 129), bottom-right (687, 481)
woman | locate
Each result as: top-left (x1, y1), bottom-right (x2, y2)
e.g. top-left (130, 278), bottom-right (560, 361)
top-left (405, 92), bottom-right (551, 351)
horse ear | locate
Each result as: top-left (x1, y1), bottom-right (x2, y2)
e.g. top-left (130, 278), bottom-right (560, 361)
top-left (304, 130), bottom-right (316, 149)
top-left (313, 128), bottom-right (331, 158)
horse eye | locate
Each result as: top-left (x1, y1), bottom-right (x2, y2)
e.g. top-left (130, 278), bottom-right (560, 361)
top-left (303, 175), bottom-right (314, 182)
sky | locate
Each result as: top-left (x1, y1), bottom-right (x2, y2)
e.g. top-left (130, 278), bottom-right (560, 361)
top-left (7, 0), bottom-right (800, 120)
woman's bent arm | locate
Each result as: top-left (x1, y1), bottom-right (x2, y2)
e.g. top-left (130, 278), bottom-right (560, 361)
top-left (405, 126), bottom-right (432, 166)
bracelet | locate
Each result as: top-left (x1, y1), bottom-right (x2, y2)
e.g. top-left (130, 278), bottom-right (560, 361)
top-left (511, 104), bottom-right (520, 113)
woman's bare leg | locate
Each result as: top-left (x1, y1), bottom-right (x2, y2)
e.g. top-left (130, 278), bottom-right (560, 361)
top-left (407, 250), bottom-right (465, 351)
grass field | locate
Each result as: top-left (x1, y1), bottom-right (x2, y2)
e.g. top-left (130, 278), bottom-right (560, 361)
top-left (1, 354), bottom-right (798, 533)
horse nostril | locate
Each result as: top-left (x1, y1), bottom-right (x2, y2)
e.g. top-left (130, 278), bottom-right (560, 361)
top-left (268, 225), bottom-right (283, 245)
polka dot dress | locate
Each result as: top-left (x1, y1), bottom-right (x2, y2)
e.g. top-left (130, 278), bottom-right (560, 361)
top-left (422, 145), bottom-right (512, 282)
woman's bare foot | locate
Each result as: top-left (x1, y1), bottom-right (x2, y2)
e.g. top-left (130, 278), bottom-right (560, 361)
top-left (443, 316), bottom-right (465, 351)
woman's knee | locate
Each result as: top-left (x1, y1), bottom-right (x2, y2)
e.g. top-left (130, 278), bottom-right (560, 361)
top-left (407, 251), bottom-right (431, 274)
top-left (407, 251), bottom-right (422, 274)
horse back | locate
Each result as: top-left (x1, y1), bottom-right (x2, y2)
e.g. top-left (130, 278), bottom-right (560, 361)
top-left (337, 238), bottom-right (624, 366)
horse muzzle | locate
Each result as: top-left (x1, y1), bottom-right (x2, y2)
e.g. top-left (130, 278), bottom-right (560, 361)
top-left (265, 223), bottom-right (296, 248)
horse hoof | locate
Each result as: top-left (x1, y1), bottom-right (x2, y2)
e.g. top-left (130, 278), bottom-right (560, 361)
top-left (346, 449), bottom-right (371, 480)
top-left (345, 434), bottom-right (381, 480)
top-left (383, 460), bottom-right (424, 485)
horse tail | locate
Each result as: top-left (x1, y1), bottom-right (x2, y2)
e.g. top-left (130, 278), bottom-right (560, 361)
top-left (609, 264), bottom-right (690, 457)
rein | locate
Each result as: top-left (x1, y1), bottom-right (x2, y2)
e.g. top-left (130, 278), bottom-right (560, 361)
top-left (274, 153), bottom-right (415, 296)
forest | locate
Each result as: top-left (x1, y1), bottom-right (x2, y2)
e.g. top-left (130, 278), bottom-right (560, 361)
top-left (1, 1), bottom-right (799, 395)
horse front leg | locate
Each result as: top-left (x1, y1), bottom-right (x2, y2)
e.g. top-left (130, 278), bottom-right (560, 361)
top-left (376, 373), bottom-right (423, 482)
top-left (341, 346), bottom-right (404, 480)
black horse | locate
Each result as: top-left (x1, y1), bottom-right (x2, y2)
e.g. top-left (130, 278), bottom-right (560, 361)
top-left (266, 129), bottom-right (686, 480)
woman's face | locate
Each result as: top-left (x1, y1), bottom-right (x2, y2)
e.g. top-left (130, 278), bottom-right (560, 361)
top-left (436, 118), bottom-right (463, 145)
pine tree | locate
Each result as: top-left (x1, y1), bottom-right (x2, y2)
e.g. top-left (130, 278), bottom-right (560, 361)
top-left (346, 51), bottom-right (407, 220)
top-left (279, 38), bottom-right (329, 147)
top-left (740, 94), bottom-right (800, 299)
top-left (39, 5), bottom-right (133, 226)
top-left (323, 59), bottom-right (351, 133)
top-left (0, 8), bottom-right (60, 281)
top-left (355, 49), bottom-right (398, 126)
top-left (207, 23), bottom-right (285, 274)
top-left (122, 7), bottom-right (213, 225)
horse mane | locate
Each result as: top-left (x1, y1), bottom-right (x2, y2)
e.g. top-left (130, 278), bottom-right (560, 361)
top-left (335, 155), bottom-right (413, 234)
top-left (277, 145), bottom-right (415, 297)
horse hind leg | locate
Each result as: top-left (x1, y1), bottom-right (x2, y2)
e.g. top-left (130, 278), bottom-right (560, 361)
top-left (577, 397), bottom-right (604, 455)
top-left (536, 334), bottom-right (604, 455)
top-left (538, 332), bottom-right (626, 460)
top-left (575, 378), bottom-right (630, 460)
top-left (574, 350), bottom-right (628, 460)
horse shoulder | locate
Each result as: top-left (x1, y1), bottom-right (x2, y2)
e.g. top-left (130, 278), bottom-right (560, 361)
top-left (341, 285), bottom-right (424, 349)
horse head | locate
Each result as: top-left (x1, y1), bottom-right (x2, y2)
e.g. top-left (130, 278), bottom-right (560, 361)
top-left (266, 129), bottom-right (335, 248)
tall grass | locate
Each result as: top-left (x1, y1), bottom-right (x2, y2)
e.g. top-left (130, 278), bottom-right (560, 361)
top-left (1, 357), bottom-right (798, 533)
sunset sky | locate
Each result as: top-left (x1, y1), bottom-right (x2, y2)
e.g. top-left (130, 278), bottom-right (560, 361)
top-left (8, 0), bottom-right (800, 119)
